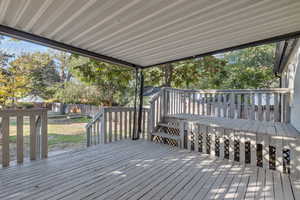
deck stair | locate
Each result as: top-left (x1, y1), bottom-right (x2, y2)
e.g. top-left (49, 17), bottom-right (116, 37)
top-left (151, 122), bottom-right (183, 147)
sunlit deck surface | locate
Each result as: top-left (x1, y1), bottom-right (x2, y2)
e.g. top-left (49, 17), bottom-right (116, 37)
top-left (1, 140), bottom-right (300, 200)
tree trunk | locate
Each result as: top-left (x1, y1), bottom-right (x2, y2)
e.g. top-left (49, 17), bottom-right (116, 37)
top-left (162, 63), bottom-right (173, 87)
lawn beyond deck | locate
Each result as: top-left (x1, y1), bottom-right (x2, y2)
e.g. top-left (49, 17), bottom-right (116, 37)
top-left (0, 140), bottom-right (299, 200)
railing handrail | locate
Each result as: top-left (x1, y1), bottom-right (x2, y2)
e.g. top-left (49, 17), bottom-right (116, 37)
top-left (86, 107), bottom-right (151, 129)
top-left (85, 109), bottom-right (104, 129)
top-left (163, 87), bottom-right (291, 94)
top-left (149, 89), bottom-right (163, 103)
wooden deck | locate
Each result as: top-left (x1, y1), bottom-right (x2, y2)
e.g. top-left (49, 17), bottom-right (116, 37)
top-left (1, 140), bottom-right (300, 200)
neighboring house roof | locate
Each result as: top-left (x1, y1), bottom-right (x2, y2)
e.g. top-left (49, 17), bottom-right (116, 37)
top-left (274, 38), bottom-right (299, 75)
top-left (18, 95), bottom-right (45, 103)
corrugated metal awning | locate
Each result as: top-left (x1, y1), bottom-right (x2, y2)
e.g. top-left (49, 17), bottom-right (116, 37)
top-left (0, 0), bottom-right (300, 68)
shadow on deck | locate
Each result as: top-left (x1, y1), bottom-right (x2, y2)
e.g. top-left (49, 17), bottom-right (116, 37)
top-left (0, 140), bottom-right (299, 200)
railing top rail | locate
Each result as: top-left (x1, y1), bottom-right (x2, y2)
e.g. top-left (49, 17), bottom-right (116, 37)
top-left (0, 108), bottom-right (48, 117)
top-left (86, 109), bottom-right (104, 128)
top-left (163, 87), bottom-right (291, 94)
top-left (86, 107), bottom-right (150, 128)
top-left (103, 107), bottom-right (149, 112)
top-left (149, 90), bottom-right (162, 103)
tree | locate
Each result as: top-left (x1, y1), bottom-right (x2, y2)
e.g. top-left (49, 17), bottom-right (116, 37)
top-left (144, 44), bottom-right (277, 90)
top-left (0, 66), bottom-right (29, 105)
top-left (70, 56), bottom-right (134, 106)
top-left (223, 44), bottom-right (278, 89)
top-left (143, 56), bottom-right (227, 89)
top-left (51, 51), bottom-right (73, 83)
top-left (54, 81), bottom-right (102, 105)
top-left (224, 44), bottom-right (275, 68)
top-left (10, 52), bottom-right (60, 99)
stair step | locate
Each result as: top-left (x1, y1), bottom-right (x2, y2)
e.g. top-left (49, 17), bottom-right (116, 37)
top-left (152, 132), bottom-right (180, 140)
top-left (158, 123), bottom-right (179, 129)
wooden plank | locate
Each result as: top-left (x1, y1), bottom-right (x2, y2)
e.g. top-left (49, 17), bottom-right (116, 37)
top-left (273, 172), bottom-right (285, 200)
top-left (201, 125), bottom-right (208, 154)
top-left (266, 93), bottom-right (271, 121)
top-left (108, 111), bottom-right (112, 142)
top-left (229, 93), bottom-right (235, 118)
top-left (257, 93), bottom-right (263, 121)
top-left (179, 121), bottom-right (185, 149)
top-left (218, 127), bottom-right (225, 159)
top-left (274, 93), bottom-right (280, 122)
top-left (16, 115), bottom-right (24, 163)
top-left (244, 94), bottom-right (249, 120)
top-left (245, 131), bottom-right (257, 167)
top-left (41, 111), bottom-right (48, 159)
top-left (237, 94), bottom-right (241, 119)
top-left (30, 115), bottom-right (37, 161)
top-left (192, 92), bottom-right (196, 115)
top-left (187, 122), bottom-right (192, 151)
top-left (225, 129), bottom-right (235, 161)
top-left (223, 94), bottom-right (227, 118)
top-left (124, 111), bottom-right (128, 140)
top-left (194, 123), bottom-right (199, 152)
top-left (244, 167), bottom-right (258, 199)
top-left (114, 111), bottom-right (118, 141)
top-left (239, 131), bottom-right (245, 164)
top-left (264, 169), bottom-right (274, 200)
top-left (251, 93), bottom-right (256, 120)
top-left (1, 116), bottom-right (10, 167)
top-left (119, 111), bottom-right (123, 140)
top-left (209, 126), bottom-right (216, 157)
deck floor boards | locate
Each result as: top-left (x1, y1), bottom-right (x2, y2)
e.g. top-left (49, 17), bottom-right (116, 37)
top-left (0, 140), bottom-right (299, 200)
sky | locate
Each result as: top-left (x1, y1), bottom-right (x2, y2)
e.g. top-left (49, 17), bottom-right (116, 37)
top-left (1, 35), bottom-right (50, 56)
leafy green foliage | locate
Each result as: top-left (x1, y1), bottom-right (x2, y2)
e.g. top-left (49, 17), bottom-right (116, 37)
top-left (70, 56), bottom-right (135, 106)
top-left (54, 81), bottom-right (102, 105)
top-left (222, 44), bottom-right (278, 89)
top-left (0, 66), bottom-right (29, 105)
top-left (144, 56), bottom-right (227, 89)
top-left (10, 52), bottom-right (60, 99)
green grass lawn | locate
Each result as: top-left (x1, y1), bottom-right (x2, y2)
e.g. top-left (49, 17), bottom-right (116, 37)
top-left (8, 116), bottom-right (89, 151)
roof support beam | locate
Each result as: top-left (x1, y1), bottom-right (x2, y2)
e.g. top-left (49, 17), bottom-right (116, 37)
top-left (143, 30), bottom-right (300, 68)
top-left (0, 25), bottom-right (139, 68)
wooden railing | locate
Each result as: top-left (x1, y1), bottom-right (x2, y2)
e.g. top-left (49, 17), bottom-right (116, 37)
top-left (0, 108), bottom-right (48, 167)
top-left (163, 88), bottom-right (291, 123)
top-left (86, 107), bottom-right (150, 146)
top-left (149, 90), bottom-right (163, 136)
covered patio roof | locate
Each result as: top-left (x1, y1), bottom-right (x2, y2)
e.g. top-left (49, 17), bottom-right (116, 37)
top-left (0, 0), bottom-right (300, 68)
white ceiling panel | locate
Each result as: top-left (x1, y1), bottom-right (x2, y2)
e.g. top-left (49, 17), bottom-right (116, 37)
top-left (0, 0), bottom-right (299, 67)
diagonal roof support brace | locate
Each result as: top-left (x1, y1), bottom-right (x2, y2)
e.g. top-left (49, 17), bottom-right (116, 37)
top-left (143, 30), bottom-right (300, 68)
top-left (0, 25), bottom-right (140, 68)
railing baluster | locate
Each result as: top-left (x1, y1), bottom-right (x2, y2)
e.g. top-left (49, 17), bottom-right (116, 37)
top-left (114, 111), bottom-right (118, 141)
top-left (142, 110), bottom-right (146, 139)
top-left (30, 115), bottom-right (36, 161)
top-left (108, 111), bottom-right (112, 142)
top-left (124, 111), bottom-right (128, 140)
top-left (266, 93), bottom-right (271, 121)
top-left (16, 115), bottom-right (24, 163)
top-left (120, 111), bottom-right (123, 140)
top-left (251, 93), bottom-right (256, 120)
top-left (41, 111), bottom-right (48, 158)
top-left (258, 93), bottom-right (263, 121)
top-left (129, 110), bottom-right (132, 139)
top-left (2, 116), bottom-right (10, 167)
